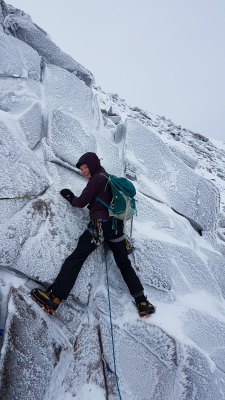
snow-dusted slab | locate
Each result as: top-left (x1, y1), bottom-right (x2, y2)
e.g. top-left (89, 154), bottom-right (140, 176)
top-left (0, 199), bottom-right (49, 267)
top-left (97, 130), bottom-right (124, 176)
top-left (100, 318), bottom-right (176, 400)
top-left (132, 234), bottom-right (223, 301)
top-left (184, 309), bottom-right (225, 355)
top-left (0, 31), bottom-right (41, 80)
top-left (0, 30), bottom-right (40, 79)
top-left (0, 76), bottom-right (42, 114)
top-left (48, 109), bottom-right (97, 166)
top-left (60, 324), bottom-right (106, 398)
top-left (45, 65), bottom-right (95, 130)
top-left (176, 345), bottom-right (225, 399)
top-left (0, 31), bottom-right (25, 77)
top-left (169, 144), bottom-right (198, 170)
top-left (18, 101), bottom-right (43, 148)
top-left (201, 247), bottom-right (225, 298)
top-left (4, 14), bottom-right (94, 87)
top-left (124, 119), bottom-right (220, 233)
top-left (0, 111), bottom-right (49, 199)
top-left (0, 287), bottom-right (72, 400)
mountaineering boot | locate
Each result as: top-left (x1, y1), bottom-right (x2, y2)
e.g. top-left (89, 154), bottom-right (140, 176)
top-left (30, 288), bottom-right (61, 315)
top-left (135, 295), bottom-right (155, 317)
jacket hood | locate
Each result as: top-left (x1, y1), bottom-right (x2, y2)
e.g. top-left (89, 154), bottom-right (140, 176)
top-left (76, 152), bottom-right (103, 176)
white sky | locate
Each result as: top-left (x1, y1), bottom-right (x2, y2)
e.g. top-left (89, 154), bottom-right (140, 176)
top-left (6, 0), bottom-right (225, 141)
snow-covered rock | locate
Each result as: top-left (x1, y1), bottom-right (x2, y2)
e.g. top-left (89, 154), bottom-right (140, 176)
top-left (124, 118), bottom-right (220, 238)
top-left (0, 287), bottom-right (73, 400)
top-left (0, 111), bottom-right (49, 199)
top-left (0, 2), bottom-right (225, 400)
top-left (169, 144), bottom-right (198, 170)
top-left (3, 12), bottom-right (94, 87)
top-left (0, 30), bottom-right (40, 79)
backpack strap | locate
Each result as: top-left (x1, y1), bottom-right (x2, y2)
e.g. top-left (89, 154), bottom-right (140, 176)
top-left (95, 196), bottom-right (113, 213)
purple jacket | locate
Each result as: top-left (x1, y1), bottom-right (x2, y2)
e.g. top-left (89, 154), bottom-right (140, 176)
top-left (72, 152), bottom-right (112, 220)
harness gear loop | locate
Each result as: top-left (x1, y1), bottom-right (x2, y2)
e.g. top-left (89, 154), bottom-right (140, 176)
top-left (88, 219), bottom-right (104, 246)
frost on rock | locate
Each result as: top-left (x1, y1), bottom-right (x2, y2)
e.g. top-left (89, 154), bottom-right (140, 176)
top-left (0, 199), bottom-right (49, 267)
top-left (0, 76), bottom-right (42, 114)
top-left (60, 324), bottom-right (106, 398)
top-left (0, 31), bottom-right (41, 80)
top-left (169, 144), bottom-right (198, 170)
top-left (0, 111), bottom-right (49, 199)
top-left (0, 287), bottom-right (73, 400)
top-left (45, 65), bottom-right (95, 129)
top-left (97, 130), bottom-right (124, 176)
top-left (100, 318), bottom-right (176, 400)
top-left (0, 30), bottom-right (26, 77)
top-left (133, 236), bottom-right (223, 301)
top-left (176, 345), bottom-right (225, 400)
top-left (3, 13), bottom-right (94, 87)
top-left (48, 109), bottom-right (97, 166)
top-left (0, 3), bottom-right (225, 399)
top-left (124, 119), bottom-right (220, 236)
top-left (19, 101), bottom-right (43, 148)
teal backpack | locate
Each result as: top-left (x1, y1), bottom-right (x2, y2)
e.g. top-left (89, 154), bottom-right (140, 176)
top-left (96, 173), bottom-right (137, 229)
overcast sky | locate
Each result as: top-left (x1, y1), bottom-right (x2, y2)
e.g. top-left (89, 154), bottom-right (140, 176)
top-left (7, 0), bottom-right (225, 141)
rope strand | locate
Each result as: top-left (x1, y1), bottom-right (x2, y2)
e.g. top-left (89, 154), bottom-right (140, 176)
top-left (104, 242), bottom-right (122, 400)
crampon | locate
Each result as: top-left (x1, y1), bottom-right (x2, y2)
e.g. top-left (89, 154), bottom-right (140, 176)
top-left (30, 288), bottom-right (61, 315)
top-left (136, 300), bottom-right (155, 318)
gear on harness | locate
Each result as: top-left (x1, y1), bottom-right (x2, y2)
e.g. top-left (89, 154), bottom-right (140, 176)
top-left (125, 237), bottom-right (134, 255)
top-left (88, 219), bottom-right (104, 246)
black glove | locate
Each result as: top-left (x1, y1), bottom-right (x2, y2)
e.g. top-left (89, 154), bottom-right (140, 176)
top-left (60, 189), bottom-right (76, 204)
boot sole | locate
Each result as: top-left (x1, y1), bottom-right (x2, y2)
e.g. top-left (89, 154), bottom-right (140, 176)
top-left (140, 306), bottom-right (156, 318)
top-left (30, 294), bottom-right (54, 315)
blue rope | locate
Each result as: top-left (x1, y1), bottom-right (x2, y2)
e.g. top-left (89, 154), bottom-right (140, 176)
top-left (104, 242), bottom-right (122, 400)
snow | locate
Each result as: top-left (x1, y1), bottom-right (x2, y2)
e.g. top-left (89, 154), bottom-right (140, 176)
top-left (64, 384), bottom-right (106, 400)
top-left (0, 110), bottom-right (49, 199)
top-left (1, 2), bottom-right (225, 400)
top-left (4, 12), bottom-right (94, 87)
top-left (124, 118), bottom-right (220, 237)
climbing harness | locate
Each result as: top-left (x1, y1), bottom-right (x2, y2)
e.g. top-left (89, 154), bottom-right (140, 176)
top-left (103, 241), bottom-right (122, 400)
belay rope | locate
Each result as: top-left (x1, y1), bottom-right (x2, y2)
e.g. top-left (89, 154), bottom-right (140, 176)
top-left (104, 241), bottom-right (122, 400)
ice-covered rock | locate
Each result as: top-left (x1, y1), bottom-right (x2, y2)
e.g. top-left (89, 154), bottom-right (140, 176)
top-left (48, 109), bottom-right (97, 166)
top-left (0, 31), bottom-right (41, 80)
top-left (0, 2), bottom-right (225, 399)
top-left (0, 76), bottom-right (42, 113)
top-left (169, 144), bottom-right (198, 170)
top-left (0, 287), bottom-right (73, 400)
top-left (0, 111), bottom-right (49, 199)
top-left (60, 324), bottom-right (106, 398)
top-left (18, 101), bottom-right (43, 148)
top-left (45, 65), bottom-right (95, 127)
top-left (124, 119), bottom-right (220, 237)
top-left (3, 13), bottom-right (94, 87)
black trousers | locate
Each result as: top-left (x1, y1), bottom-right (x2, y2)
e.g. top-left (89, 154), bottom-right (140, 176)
top-left (51, 220), bottom-right (144, 299)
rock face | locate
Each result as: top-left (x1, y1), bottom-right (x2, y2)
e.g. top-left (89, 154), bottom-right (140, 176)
top-left (0, 2), bottom-right (225, 400)
top-left (2, 1), bottom-right (94, 87)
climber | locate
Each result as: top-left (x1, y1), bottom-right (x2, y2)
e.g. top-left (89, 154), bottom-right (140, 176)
top-left (31, 152), bottom-right (155, 317)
